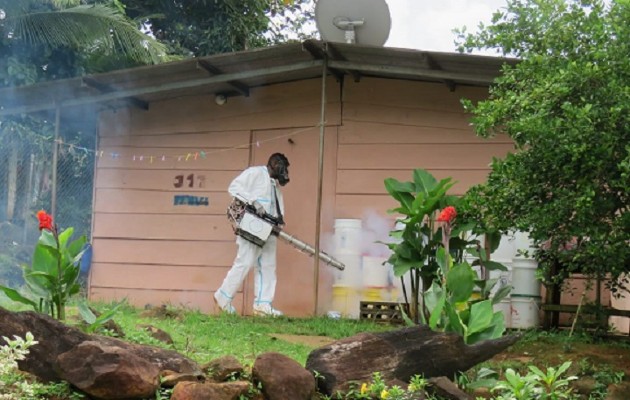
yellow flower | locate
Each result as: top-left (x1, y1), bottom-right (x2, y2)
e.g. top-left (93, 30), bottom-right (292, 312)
top-left (380, 389), bottom-right (389, 399)
top-left (360, 383), bottom-right (368, 395)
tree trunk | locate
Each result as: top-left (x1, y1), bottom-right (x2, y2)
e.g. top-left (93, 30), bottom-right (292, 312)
top-left (306, 325), bottom-right (521, 396)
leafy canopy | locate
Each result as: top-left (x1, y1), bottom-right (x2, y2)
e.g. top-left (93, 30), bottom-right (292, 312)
top-left (456, 0), bottom-right (629, 284)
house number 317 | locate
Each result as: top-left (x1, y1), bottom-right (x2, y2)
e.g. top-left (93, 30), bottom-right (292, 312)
top-left (173, 173), bottom-right (205, 188)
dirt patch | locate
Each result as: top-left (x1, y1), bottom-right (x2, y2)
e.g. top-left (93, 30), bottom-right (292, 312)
top-left (489, 333), bottom-right (630, 377)
top-left (269, 333), bottom-right (335, 347)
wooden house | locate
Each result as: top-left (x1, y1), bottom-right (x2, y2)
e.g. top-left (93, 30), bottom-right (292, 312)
top-left (0, 41), bottom-right (516, 317)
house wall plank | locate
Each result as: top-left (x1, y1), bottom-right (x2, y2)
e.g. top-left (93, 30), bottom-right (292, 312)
top-left (96, 169), bottom-right (237, 191)
top-left (91, 238), bottom-right (236, 266)
top-left (94, 189), bottom-right (230, 215)
top-left (99, 78), bottom-right (341, 136)
top-left (92, 213), bottom-right (232, 241)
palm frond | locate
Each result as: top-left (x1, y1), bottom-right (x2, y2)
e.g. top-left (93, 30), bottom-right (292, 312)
top-left (5, 4), bottom-right (167, 64)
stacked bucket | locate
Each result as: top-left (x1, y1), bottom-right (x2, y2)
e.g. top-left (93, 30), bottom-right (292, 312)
top-left (490, 232), bottom-right (542, 329)
top-left (331, 219), bottom-right (363, 318)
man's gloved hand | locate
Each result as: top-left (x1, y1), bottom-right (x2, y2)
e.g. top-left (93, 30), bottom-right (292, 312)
top-left (251, 201), bottom-right (266, 217)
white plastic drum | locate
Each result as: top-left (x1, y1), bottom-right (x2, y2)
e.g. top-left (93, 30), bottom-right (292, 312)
top-left (511, 295), bottom-right (541, 329)
top-left (362, 256), bottom-right (389, 287)
top-left (334, 219), bottom-right (362, 254)
top-left (512, 258), bottom-right (540, 297)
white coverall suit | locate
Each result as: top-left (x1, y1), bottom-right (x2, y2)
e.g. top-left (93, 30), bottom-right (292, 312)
top-left (215, 166), bottom-right (285, 311)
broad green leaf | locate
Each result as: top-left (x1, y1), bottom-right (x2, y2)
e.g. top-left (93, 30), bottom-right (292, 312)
top-left (436, 247), bottom-right (450, 278)
top-left (446, 263), bottom-right (475, 303)
top-left (483, 261), bottom-right (509, 271)
top-left (467, 300), bottom-right (494, 335)
top-left (57, 227), bottom-right (74, 250)
top-left (393, 259), bottom-right (418, 277)
top-left (491, 285), bottom-right (512, 304)
top-left (413, 169), bottom-right (438, 195)
top-left (38, 230), bottom-right (57, 248)
top-left (429, 291), bottom-right (446, 330)
top-left (466, 312), bottom-right (506, 344)
top-left (384, 178), bottom-right (415, 213)
top-left (78, 301), bottom-right (97, 324)
top-left (444, 302), bottom-right (465, 336)
top-left (485, 231), bottom-right (503, 253)
top-left (67, 236), bottom-right (87, 259)
top-left (423, 281), bottom-right (443, 313)
top-left (0, 286), bottom-right (38, 310)
top-left (32, 243), bottom-right (57, 274)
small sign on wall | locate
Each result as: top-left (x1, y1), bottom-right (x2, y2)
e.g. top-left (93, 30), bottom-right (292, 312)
top-left (174, 195), bottom-right (209, 206)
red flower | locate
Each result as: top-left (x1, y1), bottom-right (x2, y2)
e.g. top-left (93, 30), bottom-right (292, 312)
top-left (436, 206), bottom-right (457, 223)
top-left (37, 210), bottom-right (53, 231)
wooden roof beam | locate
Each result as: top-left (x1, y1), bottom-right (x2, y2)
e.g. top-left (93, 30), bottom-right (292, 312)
top-left (196, 60), bottom-right (250, 97)
top-left (325, 43), bottom-right (362, 83)
top-left (302, 40), bottom-right (345, 82)
top-left (82, 77), bottom-right (149, 110)
top-left (425, 54), bottom-right (457, 92)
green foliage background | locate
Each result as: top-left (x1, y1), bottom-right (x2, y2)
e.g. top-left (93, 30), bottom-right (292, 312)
top-left (457, 0), bottom-right (629, 286)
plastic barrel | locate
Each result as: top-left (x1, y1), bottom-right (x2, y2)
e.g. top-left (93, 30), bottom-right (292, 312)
top-left (511, 295), bottom-right (541, 329)
top-left (511, 258), bottom-right (540, 297)
top-left (362, 256), bottom-right (389, 288)
top-left (334, 219), bottom-right (362, 253)
top-left (331, 285), bottom-right (360, 319)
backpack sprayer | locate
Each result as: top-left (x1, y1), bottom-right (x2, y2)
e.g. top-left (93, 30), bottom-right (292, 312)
top-left (227, 196), bottom-right (345, 271)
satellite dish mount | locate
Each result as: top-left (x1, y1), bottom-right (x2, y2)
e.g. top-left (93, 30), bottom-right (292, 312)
top-left (315, 0), bottom-right (391, 46)
top-left (332, 17), bottom-right (365, 44)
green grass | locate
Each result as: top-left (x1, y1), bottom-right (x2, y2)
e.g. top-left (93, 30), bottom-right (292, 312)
top-left (89, 301), bottom-right (396, 366)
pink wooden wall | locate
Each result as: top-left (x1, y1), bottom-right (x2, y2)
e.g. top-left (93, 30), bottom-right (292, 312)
top-left (88, 76), bottom-right (513, 317)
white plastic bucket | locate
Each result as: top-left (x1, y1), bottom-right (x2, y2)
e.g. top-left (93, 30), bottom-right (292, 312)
top-left (332, 285), bottom-right (360, 319)
top-left (362, 256), bottom-right (389, 287)
top-left (511, 296), bottom-right (541, 329)
top-left (333, 250), bottom-right (362, 288)
top-left (334, 219), bottom-right (362, 253)
top-left (511, 258), bottom-right (540, 297)
top-left (494, 298), bottom-right (512, 329)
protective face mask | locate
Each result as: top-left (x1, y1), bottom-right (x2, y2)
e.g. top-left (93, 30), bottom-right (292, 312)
top-left (273, 163), bottom-right (290, 186)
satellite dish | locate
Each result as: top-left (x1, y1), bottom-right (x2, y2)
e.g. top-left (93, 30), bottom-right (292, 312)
top-left (315, 0), bottom-right (391, 46)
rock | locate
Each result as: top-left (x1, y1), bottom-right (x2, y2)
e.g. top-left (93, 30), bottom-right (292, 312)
top-left (306, 325), bottom-right (520, 396)
top-left (56, 341), bottom-right (160, 399)
top-left (0, 307), bottom-right (202, 398)
top-left (202, 355), bottom-right (244, 382)
top-left (605, 381), bottom-right (630, 400)
top-left (253, 352), bottom-right (317, 400)
top-left (138, 324), bottom-right (174, 345)
top-left (160, 370), bottom-right (204, 388)
top-left (427, 376), bottom-right (473, 400)
top-left (171, 381), bottom-right (250, 400)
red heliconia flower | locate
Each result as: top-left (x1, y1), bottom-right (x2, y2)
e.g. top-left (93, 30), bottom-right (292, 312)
top-left (37, 210), bottom-right (53, 231)
top-left (436, 206), bottom-right (457, 223)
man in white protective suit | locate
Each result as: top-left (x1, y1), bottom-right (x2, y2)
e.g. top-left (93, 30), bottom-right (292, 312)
top-left (214, 153), bottom-right (290, 316)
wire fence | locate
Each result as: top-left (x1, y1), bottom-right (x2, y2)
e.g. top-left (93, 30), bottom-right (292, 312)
top-left (0, 118), bottom-right (95, 289)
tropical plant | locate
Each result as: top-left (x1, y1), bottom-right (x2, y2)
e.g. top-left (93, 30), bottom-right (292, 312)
top-left (0, 210), bottom-right (87, 320)
top-left (77, 299), bottom-right (124, 333)
top-left (0, 332), bottom-right (39, 400)
top-left (120, 0), bottom-right (315, 58)
top-left (455, 0), bottom-right (630, 289)
top-left (490, 362), bottom-right (577, 400)
top-left (383, 168), bottom-right (510, 336)
top-left (0, 0), bottom-right (167, 65)
top-left (423, 208), bottom-right (509, 344)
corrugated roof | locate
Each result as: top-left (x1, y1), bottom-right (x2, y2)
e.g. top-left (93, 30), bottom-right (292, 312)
top-left (0, 40), bottom-right (515, 117)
